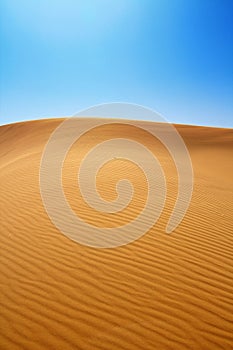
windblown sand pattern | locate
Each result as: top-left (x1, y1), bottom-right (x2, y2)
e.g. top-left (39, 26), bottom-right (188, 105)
top-left (0, 118), bottom-right (233, 350)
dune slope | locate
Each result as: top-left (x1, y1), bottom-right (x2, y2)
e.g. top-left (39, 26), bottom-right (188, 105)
top-left (0, 118), bottom-right (233, 350)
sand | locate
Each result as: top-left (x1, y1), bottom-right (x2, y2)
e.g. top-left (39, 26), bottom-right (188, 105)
top-left (0, 118), bottom-right (233, 350)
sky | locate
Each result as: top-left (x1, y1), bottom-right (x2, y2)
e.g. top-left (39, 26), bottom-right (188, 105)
top-left (0, 0), bottom-right (232, 127)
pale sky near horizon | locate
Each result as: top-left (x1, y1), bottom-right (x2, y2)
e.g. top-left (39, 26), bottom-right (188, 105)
top-left (0, 0), bottom-right (233, 127)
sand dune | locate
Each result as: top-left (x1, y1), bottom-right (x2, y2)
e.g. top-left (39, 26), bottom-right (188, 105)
top-left (0, 118), bottom-right (233, 350)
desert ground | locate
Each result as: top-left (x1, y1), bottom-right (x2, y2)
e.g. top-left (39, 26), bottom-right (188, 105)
top-left (0, 118), bottom-right (233, 350)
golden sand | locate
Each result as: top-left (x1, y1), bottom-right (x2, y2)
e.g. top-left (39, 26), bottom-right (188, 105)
top-left (0, 118), bottom-right (233, 350)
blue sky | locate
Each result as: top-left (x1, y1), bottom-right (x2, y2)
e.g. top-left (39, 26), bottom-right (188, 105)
top-left (0, 0), bottom-right (232, 127)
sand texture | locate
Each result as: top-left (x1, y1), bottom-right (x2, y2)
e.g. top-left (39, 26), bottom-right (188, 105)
top-left (0, 118), bottom-right (233, 350)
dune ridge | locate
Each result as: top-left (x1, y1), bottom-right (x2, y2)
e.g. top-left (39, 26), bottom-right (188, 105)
top-left (0, 118), bottom-right (233, 350)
